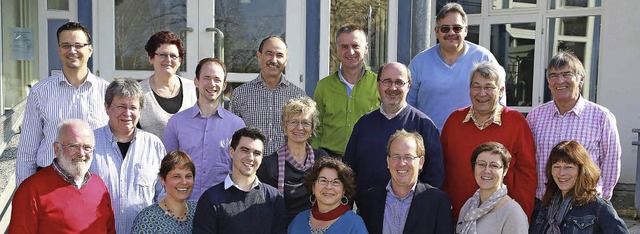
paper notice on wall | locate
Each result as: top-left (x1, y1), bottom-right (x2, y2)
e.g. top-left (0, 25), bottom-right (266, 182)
top-left (13, 28), bottom-right (34, 61)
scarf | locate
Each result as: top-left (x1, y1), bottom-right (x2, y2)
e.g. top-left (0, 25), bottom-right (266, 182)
top-left (456, 185), bottom-right (508, 234)
top-left (276, 143), bottom-right (315, 194)
top-left (311, 202), bottom-right (351, 221)
top-left (544, 192), bottom-right (572, 234)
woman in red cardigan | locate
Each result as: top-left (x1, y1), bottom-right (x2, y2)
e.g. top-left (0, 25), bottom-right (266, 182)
top-left (440, 61), bottom-right (537, 222)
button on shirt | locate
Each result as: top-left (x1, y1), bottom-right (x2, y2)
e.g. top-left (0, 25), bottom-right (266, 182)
top-left (16, 71), bottom-right (109, 185)
top-left (526, 96), bottom-right (621, 200)
top-left (230, 74), bottom-right (306, 155)
top-left (163, 104), bottom-right (245, 201)
top-left (383, 181), bottom-right (416, 234)
top-left (90, 125), bottom-right (166, 234)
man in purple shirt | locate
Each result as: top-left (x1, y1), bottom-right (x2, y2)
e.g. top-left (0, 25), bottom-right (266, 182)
top-left (163, 58), bottom-right (245, 201)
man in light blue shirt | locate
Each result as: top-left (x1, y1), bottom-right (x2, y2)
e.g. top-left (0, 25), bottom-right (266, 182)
top-left (408, 3), bottom-right (496, 130)
top-left (91, 78), bottom-right (166, 234)
top-left (163, 58), bottom-right (245, 201)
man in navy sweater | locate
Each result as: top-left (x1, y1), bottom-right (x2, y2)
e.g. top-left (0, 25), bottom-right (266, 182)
top-left (193, 127), bottom-right (285, 233)
top-left (345, 62), bottom-right (445, 200)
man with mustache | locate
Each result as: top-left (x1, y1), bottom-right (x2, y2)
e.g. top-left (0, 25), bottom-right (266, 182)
top-left (407, 3), bottom-right (497, 131)
top-left (16, 22), bottom-right (109, 186)
top-left (10, 119), bottom-right (115, 233)
top-left (231, 36), bottom-right (307, 156)
top-left (163, 58), bottom-right (245, 201)
top-left (312, 24), bottom-right (380, 157)
top-left (344, 62), bottom-right (444, 201)
top-left (91, 78), bottom-right (166, 234)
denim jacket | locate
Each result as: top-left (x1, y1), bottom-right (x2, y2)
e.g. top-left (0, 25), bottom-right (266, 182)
top-left (530, 197), bottom-right (628, 234)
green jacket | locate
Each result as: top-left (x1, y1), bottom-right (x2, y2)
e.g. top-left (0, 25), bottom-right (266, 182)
top-left (311, 68), bottom-right (380, 155)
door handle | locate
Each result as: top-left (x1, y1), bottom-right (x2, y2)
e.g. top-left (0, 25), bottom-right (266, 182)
top-left (206, 27), bottom-right (225, 62)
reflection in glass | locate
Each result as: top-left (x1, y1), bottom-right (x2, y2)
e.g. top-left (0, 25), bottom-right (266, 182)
top-left (546, 16), bottom-right (600, 101)
top-left (330, 0), bottom-right (388, 72)
top-left (216, 0), bottom-right (285, 73)
top-left (2, 0), bottom-right (39, 110)
top-left (466, 25), bottom-right (480, 45)
top-left (549, 0), bottom-right (600, 9)
top-left (47, 0), bottom-right (69, 11)
top-left (490, 23), bottom-right (536, 107)
top-left (114, 0), bottom-right (186, 71)
top-left (492, 0), bottom-right (537, 10)
top-left (436, 0), bottom-right (481, 14)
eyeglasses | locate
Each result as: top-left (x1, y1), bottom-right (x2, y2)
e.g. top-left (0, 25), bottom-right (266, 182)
top-left (317, 177), bottom-right (343, 187)
top-left (380, 79), bottom-right (408, 87)
top-left (474, 161), bottom-right (504, 171)
top-left (57, 142), bottom-right (95, 153)
top-left (59, 43), bottom-right (90, 50)
top-left (547, 71), bottom-right (576, 80)
top-left (438, 25), bottom-right (464, 34)
top-left (389, 155), bottom-right (420, 162)
top-left (470, 85), bottom-right (498, 93)
top-left (286, 120), bottom-right (312, 129)
top-left (154, 53), bottom-right (180, 60)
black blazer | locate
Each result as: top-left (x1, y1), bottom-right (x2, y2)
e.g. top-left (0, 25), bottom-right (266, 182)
top-left (357, 182), bottom-right (453, 234)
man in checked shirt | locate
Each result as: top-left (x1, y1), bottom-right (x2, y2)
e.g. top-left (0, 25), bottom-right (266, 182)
top-left (527, 51), bottom-right (621, 212)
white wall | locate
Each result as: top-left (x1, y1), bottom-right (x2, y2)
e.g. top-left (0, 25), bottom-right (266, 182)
top-left (599, 0), bottom-right (640, 184)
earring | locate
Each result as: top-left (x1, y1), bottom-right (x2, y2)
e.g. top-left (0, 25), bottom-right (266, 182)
top-left (309, 194), bottom-right (317, 204)
top-left (341, 195), bottom-right (348, 205)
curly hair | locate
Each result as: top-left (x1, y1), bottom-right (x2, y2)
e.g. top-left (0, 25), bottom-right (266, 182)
top-left (280, 97), bottom-right (320, 137)
top-left (305, 157), bottom-right (356, 200)
top-left (144, 31), bottom-right (185, 60)
top-left (541, 141), bottom-right (600, 207)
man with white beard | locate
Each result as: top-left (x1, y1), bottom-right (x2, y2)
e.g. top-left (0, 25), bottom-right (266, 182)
top-left (9, 119), bottom-right (115, 233)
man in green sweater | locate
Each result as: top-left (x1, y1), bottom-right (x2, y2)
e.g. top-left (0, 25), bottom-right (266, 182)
top-left (312, 24), bottom-right (380, 157)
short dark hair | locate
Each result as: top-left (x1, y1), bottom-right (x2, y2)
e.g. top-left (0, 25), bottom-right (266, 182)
top-left (159, 151), bottom-right (196, 180)
top-left (436, 2), bottom-right (468, 26)
top-left (547, 50), bottom-right (586, 81)
top-left (230, 127), bottom-right (266, 150)
top-left (470, 142), bottom-right (513, 171)
top-left (305, 157), bottom-right (357, 200)
top-left (376, 62), bottom-right (412, 84)
top-left (195, 57), bottom-right (227, 82)
top-left (105, 78), bottom-right (144, 109)
top-left (57, 22), bottom-right (92, 44)
top-left (144, 31), bottom-right (186, 60)
top-left (335, 24), bottom-right (367, 43)
top-left (257, 36), bottom-right (287, 53)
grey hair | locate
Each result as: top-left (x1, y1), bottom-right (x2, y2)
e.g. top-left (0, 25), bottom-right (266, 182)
top-left (105, 78), bottom-right (144, 108)
top-left (547, 51), bottom-right (586, 80)
top-left (55, 119), bottom-right (91, 143)
top-left (469, 61), bottom-right (506, 89)
top-left (436, 2), bottom-right (468, 26)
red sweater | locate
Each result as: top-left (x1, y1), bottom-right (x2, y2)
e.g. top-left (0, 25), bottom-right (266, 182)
top-left (9, 166), bottom-right (115, 234)
top-left (441, 106), bottom-right (536, 221)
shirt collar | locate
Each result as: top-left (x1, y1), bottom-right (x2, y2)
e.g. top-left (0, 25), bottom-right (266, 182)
top-left (255, 73), bottom-right (289, 88)
top-left (337, 66), bottom-right (366, 85)
top-left (463, 105), bottom-right (503, 129)
top-left (553, 96), bottom-right (586, 117)
top-left (190, 102), bottom-right (225, 119)
top-left (51, 158), bottom-right (92, 188)
top-left (380, 102), bottom-right (408, 120)
top-left (223, 174), bottom-right (260, 191)
top-left (385, 180), bottom-right (417, 201)
top-left (56, 70), bottom-right (95, 87)
top-left (105, 124), bottom-right (138, 143)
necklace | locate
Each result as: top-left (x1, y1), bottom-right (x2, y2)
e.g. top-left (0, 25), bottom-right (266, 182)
top-left (161, 200), bottom-right (188, 221)
top-left (152, 75), bottom-right (179, 97)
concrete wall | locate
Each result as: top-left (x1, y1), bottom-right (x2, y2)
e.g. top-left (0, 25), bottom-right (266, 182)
top-left (599, 0), bottom-right (640, 183)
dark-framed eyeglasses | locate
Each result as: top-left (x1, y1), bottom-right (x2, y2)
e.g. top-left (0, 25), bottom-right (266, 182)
top-left (547, 71), bottom-right (576, 80)
top-left (438, 25), bottom-right (464, 34)
top-left (154, 53), bottom-right (180, 60)
top-left (59, 43), bottom-right (90, 50)
top-left (380, 79), bottom-right (408, 88)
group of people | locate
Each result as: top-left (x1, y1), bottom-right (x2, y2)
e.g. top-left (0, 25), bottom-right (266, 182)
top-left (6, 2), bottom-right (630, 234)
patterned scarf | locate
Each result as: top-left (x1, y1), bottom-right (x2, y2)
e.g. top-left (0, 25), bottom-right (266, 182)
top-left (544, 192), bottom-right (572, 234)
top-left (276, 143), bottom-right (315, 194)
top-left (456, 185), bottom-right (508, 234)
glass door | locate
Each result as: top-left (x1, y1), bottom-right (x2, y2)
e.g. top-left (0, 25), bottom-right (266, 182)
top-left (96, 0), bottom-right (304, 89)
